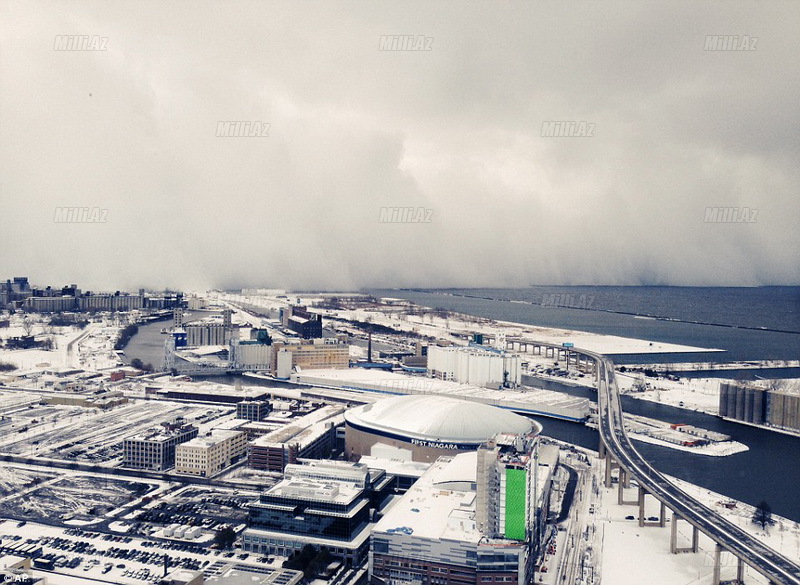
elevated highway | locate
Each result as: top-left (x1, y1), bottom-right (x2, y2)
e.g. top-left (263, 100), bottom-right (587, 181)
top-left (583, 346), bottom-right (800, 585)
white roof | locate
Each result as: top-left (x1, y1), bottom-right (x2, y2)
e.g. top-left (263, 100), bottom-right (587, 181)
top-left (344, 394), bottom-right (534, 443)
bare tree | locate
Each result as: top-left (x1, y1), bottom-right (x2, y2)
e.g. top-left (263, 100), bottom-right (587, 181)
top-left (752, 500), bottom-right (775, 530)
top-left (21, 317), bottom-right (34, 336)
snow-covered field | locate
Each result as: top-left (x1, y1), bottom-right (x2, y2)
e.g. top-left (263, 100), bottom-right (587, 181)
top-left (598, 472), bottom-right (800, 585)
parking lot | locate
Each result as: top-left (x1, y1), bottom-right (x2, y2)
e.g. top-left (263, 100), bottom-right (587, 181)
top-left (130, 486), bottom-right (254, 536)
top-left (0, 519), bottom-right (282, 584)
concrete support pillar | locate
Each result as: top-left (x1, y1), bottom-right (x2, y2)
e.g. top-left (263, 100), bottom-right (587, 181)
top-left (604, 452), bottom-right (618, 488)
top-left (670, 512), bottom-right (678, 554)
top-left (598, 437), bottom-right (606, 460)
top-left (737, 557), bottom-right (744, 583)
top-left (617, 468), bottom-right (637, 505)
top-left (712, 544), bottom-right (722, 584)
top-left (670, 513), bottom-right (698, 553)
top-left (638, 486), bottom-right (646, 526)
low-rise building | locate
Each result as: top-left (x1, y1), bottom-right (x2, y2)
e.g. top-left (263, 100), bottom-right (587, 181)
top-left (123, 419), bottom-right (198, 471)
top-left (719, 380), bottom-right (800, 431)
top-left (428, 345), bottom-right (521, 388)
top-left (175, 429), bottom-right (247, 477)
top-left (242, 460), bottom-right (394, 565)
top-left (237, 400), bottom-right (271, 421)
top-left (270, 338), bottom-right (349, 375)
top-left (249, 405), bottom-right (344, 472)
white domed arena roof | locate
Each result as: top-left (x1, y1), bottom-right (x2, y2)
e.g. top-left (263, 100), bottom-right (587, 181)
top-left (344, 394), bottom-right (539, 444)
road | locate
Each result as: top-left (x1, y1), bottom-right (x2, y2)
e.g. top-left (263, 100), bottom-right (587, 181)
top-left (584, 348), bottom-right (800, 585)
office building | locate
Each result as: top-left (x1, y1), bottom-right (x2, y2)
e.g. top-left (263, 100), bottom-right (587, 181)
top-left (249, 405), bottom-right (344, 472)
top-left (369, 431), bottom-right (558, 585)
top-left (237, 400), bottom-right (271, 421)
top-left (242, 460), bottom-right (394, 565)
top-left (175, 429), bottom-right (247, 477)
top-left (428, 345), bottom-right (521, 388)
top-left (123, 419), bottom-right (198, 471)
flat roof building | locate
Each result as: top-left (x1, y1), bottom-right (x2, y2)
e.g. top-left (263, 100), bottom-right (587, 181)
top-left (242, 460), bottom-right (394, 566)
top-left (369, 431), bottom-right (557, 585)
top-left (428, 345), bottom-right (522, 389)
top-left (237, 400), bottom-right (271, 422)
top-left (249, 405), bottom-right (344, 473)
top-left (175, 429), bottom-right (248, 477)
top-left (123, 419), bottom-right (198, 471)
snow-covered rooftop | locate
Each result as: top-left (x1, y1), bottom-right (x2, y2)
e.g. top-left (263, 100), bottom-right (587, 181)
top-left (345, 394), bottom-right (537, 444)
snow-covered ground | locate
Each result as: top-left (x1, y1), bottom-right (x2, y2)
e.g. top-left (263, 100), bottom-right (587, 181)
top-left (0, 315), bottom-right (124, 373)
top-left (597, 467), bottom-right (800, 585)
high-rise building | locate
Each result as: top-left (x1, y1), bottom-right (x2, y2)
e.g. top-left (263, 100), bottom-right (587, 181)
top-left (369, 430), bottom-right (558, 585)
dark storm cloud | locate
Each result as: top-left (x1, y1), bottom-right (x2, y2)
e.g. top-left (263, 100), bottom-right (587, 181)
top-left (1, 0), bottom-right (798, 290)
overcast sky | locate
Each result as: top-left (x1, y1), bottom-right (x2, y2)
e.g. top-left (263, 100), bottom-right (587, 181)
top-left (1, 1), bottom-right (798, 291)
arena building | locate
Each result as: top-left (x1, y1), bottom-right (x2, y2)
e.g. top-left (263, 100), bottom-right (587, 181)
top-left (344, 394), bottom-right (540, 463)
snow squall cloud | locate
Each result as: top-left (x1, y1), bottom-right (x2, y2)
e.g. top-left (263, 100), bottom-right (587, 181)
top-left (1, 1), bottom-right (798, 291)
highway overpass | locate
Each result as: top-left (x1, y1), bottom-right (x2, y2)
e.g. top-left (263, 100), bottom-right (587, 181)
top-left (581, 345), bottom-right (800, 585)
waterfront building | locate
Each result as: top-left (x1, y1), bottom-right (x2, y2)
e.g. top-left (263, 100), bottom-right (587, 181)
top-left (427, 345), bottom-right (521, 388)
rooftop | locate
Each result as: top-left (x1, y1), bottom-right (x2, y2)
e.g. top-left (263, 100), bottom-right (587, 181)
top-left (344, 394), bottom-right (536, 444)
top-left (178, 429), bottom-right (243, 449)
top-left (373, 452), bottom-right (483, 543)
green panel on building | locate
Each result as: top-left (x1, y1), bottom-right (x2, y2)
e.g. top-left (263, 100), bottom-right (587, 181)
top-left (504, 467), bottom-right (527, 540)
